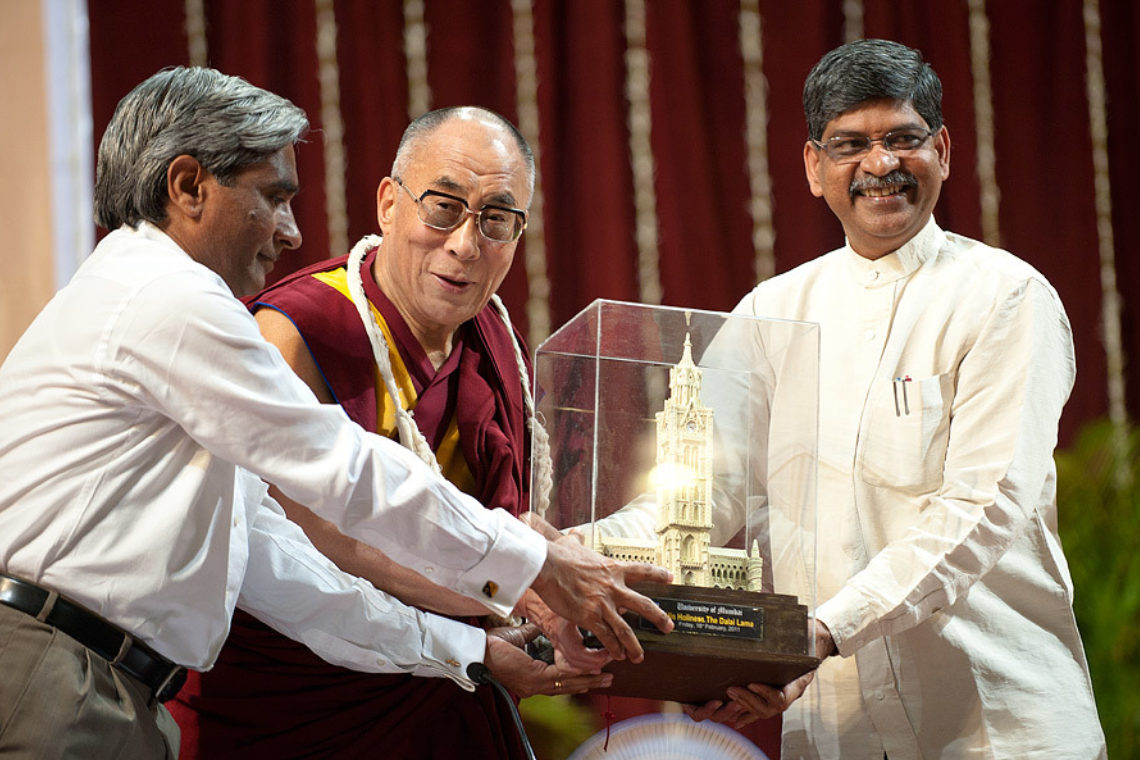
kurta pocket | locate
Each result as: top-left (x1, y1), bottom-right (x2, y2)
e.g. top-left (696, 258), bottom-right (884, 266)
top-left (857, 372), bottom-right (953, 492)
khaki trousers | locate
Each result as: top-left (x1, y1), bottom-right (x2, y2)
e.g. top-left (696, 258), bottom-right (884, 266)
top-left (0, 603), bottom-right (179, 759)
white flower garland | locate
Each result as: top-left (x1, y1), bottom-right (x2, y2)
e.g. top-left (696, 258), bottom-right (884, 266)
top-left (346, 236), bottom-right (552, 516)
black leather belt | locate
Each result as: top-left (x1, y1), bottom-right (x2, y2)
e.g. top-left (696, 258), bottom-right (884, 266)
top-left (0, 573), bottom-right (187, 702)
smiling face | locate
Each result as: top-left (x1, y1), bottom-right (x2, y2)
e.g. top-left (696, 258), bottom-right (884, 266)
top-left (373, 115), bottom-right (530, 356)
top-left (804, 99), bottom-right (950, 260)
top-left (193, 146), bottom-right (302, 296)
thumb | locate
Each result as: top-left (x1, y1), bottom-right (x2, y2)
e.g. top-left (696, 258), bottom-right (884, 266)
top-left (487, 621), bottom-right (543, 649)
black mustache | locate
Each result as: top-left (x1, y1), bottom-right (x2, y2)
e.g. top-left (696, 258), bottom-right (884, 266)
top-left (850, 171), bottom-right (917, 196)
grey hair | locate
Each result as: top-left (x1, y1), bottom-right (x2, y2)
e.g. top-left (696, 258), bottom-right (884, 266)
top-left (93, 66), bottom-right (309, 230)
top-left (803, 39), bottom-right (942, 141)
top-left (390, 106), bottom-right (536, 202)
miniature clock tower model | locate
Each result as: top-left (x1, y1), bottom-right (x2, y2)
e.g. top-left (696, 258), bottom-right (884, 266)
top-left (654, 330), bottom-right (715, 587)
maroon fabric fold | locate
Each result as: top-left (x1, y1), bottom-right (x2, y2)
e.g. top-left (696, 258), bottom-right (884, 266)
top-left (172, 247), bottom-right (533, 759)
top-left (357, 250), bottom-right (531, 514)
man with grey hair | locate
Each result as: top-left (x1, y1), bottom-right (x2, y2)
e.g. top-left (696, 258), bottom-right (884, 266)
top-left (172, 105), bottom-right (606, 759)
top-left (0, 70), bottom-right (670, 758)
top-left (689, 39), bottom-right (1105, 758)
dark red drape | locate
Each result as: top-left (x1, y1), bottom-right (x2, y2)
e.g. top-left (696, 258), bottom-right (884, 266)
top-left (88, 0), bottom-right (1139, 446)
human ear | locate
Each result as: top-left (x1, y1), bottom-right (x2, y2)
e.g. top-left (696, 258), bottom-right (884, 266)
top-left (935, 126), bottom-right (951, 181)
top-left (376, 177), bottom-right (399, 235)
top-left (803, 141), bottom-right (824, 197)
top-left (166, 155), bottom-right (210, 219)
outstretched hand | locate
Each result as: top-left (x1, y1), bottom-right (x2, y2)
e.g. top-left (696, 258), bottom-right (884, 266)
top-left (520, 590), bottom-right (612, 672)
top-left (684, 619), bottom-right (834, 729)
top-left (682, 671), bottom-right (817, 729)
top-left (483, 622), bottom-right (613, 699)
top-left (530, 534), bottom-right (674, 663)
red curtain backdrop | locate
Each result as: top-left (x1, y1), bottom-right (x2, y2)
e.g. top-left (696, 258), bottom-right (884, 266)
top-left (87, 0), bottom-right (1140, 446)
top-left (87, 0), bottom-right (1139, 448)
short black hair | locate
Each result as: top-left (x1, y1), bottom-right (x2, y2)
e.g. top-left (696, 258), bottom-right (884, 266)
top-left (803, 39), bottom-right (942, 141)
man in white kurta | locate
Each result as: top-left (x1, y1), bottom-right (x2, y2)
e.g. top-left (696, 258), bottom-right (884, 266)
top-left (723, 39), bottom-right (1104, 759)
top-left (735, 218), bottom-right (1102, 758)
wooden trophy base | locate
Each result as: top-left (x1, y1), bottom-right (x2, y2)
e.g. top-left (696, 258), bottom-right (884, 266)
top-left (593, 582), bottom-right (820, 705)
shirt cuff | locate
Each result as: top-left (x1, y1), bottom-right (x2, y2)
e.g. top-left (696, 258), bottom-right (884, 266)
top-left (815, 586), bottom-right (879, 657)
top-left (453, 509), bottom-right (546, 617)
top-left (412, 615), bottom-right (488, 691)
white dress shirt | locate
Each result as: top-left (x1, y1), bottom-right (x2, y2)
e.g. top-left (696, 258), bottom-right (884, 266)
top-left (731, 219), bottom-right (1104, 759)
top-left (0, 223), bottom-right (546, 686)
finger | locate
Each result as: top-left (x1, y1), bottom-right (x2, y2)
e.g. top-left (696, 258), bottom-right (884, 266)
top-left (486, 622), bottom-right (541, 650)
top-left (712, 701), bottom-right (747, 724)
top-left (560, 673), bottom-right (613, 694)
top-left (745, 682), bottom-right (788, 711)
top-left (618, 587), bottom-right (674, 635)
top-left (727, 685), bottom-right (779, 719)
top-left (681, 700), bottom-right (722, 722)
top-left (554, 645), bottom-right (611, 673)
top-left (584, 617), bottom-right (625, 662)
top-left (514, 621), bottom-right (542, 643)
top-left (602, 603), bottom-right (644, 663)
top-left (549, 649), bottom-right (606, 677)
top-left (620, 561), bottom-right (673, 586)
top-left (781, 669), bottom-right (816, 703)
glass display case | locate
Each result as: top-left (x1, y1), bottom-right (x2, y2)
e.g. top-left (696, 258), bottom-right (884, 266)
top-left (531, 299), bottom-right (820, 704)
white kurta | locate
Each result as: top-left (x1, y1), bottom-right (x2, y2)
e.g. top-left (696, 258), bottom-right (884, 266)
top-left (732, 219), bottom-right (1104, 759)
top-left (0, 223), bottom-right (545, 687)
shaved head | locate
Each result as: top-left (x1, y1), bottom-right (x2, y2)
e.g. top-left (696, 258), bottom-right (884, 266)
top-left (392, 106), bottom-right (535, 202)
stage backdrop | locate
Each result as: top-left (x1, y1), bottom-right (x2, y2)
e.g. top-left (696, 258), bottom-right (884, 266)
top-left (85, 0), bottom-right (1138, 449)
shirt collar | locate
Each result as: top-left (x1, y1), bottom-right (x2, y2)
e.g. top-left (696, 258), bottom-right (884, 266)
top-left (132, 220), bottom-right (188, 253)
top-left (841, 216), bottom-right (943, 287)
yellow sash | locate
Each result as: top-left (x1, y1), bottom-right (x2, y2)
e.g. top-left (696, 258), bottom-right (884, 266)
top-left (313, 270), bottom-right (476, 496)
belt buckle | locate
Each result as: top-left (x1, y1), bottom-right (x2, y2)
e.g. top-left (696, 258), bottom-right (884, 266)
top-left (153, 665), bottom-right (187, 702)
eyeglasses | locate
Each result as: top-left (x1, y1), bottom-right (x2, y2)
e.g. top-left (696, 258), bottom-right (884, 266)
top-left (394, 178), bottom-right (527, 243)
top-left (811, 128), bottom-right (936, 164)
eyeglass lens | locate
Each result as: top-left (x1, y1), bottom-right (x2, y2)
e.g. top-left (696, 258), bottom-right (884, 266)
top-left (418, 193), bottom-right (524, 242)
top-left (823, 129), bottom-right (932, 162)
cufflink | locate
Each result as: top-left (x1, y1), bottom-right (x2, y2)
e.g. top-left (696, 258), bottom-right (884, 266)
top-left (482, 581), bottom-right (498, 599)
top-left (446, 658), bottom-right (461, 668)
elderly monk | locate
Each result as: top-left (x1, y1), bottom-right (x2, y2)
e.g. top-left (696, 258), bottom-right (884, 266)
top-left (170, 107), bottom-right (609, 759)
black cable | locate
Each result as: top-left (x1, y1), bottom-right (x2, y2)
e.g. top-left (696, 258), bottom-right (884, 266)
top-left (467, 662), bottom-right (538, 760)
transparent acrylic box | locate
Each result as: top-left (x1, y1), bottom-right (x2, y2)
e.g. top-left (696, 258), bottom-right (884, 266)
top-left (532, 299), bottom-right (820, 704)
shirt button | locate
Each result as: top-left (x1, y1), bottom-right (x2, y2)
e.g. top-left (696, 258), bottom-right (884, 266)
top-left (869, 270), bottom-right (880, 281)
top-left (422, 566), bottom-right (434, 575)
top-left (864, 329), bottom-right (876, 341)
top-left (376, 657), bottom-right (385, 667)
top-left (874, 691), bottom-right (886, 701)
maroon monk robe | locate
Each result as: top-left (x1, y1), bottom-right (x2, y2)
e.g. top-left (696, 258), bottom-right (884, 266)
top-left (169, 248), bottom-right (533, 759)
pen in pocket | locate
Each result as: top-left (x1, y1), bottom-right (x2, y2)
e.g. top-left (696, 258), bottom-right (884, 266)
top-left (893, 376), bottom-right (912, 416)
